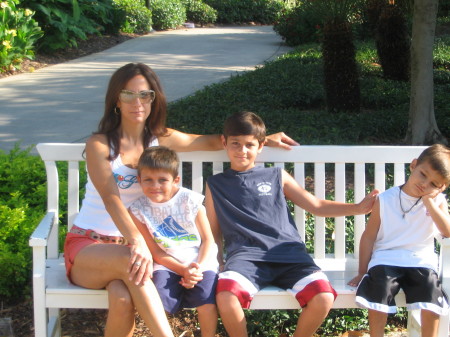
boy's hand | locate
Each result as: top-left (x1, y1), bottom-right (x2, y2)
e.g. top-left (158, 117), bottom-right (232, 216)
top-left (265, 132), bottom-right (299, 150)
top-left (357, 189), bottom-right (379, 214)
top-left (422, 185), bottom-right (447, 202)
top-left (348, 274), bottom-right (364, 287)
top-left (179, 262), bottom-right (203, 289)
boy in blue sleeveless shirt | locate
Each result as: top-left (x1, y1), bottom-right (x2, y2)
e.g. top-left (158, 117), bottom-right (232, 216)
top-left (205, 111), bottom-right (379, 337)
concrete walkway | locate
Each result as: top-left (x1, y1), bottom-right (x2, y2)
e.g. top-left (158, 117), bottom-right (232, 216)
top-left (0, 26), bottom-right (291, 152)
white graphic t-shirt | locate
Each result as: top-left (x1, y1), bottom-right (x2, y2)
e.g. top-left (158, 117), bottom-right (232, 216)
top-left (129, 187), bottom-right (218, 272)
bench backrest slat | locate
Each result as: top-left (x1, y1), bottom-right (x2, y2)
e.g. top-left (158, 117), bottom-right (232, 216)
top-left (36, 143), bottom-right (427, 270)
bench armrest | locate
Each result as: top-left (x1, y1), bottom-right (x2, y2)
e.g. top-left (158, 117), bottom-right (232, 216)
top-left (437, 236), bottom-right (450, 292)
top-left (29, 211), bottom-right (59, 259)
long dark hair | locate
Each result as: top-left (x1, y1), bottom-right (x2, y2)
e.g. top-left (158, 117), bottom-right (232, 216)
top-left (96, 63), bottom-right (168, 160)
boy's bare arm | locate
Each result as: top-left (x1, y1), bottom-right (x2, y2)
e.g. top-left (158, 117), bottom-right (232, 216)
top-left (422, 186), bottom-right (450, 237)
top-left (130, 210), bottom-right (191, 278)
top-left (282, 170), bottom-right (379, 217)
top-left (195, 206), bottom-right (216, 268)
top-left (205, 184), bottom-right (225, 269)
top-left (348, 199), bottom-right (381, 287)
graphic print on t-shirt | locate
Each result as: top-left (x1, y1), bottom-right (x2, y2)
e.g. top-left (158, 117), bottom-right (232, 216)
top-left (153, 215), bottom-right (198, 247)
top-left (114, 173), bottom-right (137, 189)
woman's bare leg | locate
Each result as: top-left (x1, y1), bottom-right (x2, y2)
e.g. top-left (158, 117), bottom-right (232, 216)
top-left (105, 280), bottom-right (135, 337)
top-left (71, 244), bottom-right (173, 337)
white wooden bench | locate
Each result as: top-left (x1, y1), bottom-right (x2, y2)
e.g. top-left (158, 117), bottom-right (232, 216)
top-left (30, 143), bottom-right (450, 337)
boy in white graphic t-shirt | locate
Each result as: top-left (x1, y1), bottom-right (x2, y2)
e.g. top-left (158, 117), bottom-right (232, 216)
top-left (129, 146), bottom-right (219, 337)
top-left (349, 144), bottom-right (450, 337)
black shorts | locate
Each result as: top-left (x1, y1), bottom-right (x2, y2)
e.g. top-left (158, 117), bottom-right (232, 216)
top-left (356, 265), bottom-right (449, 315)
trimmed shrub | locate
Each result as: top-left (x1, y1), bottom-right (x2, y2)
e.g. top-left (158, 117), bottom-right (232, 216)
top-left (273, 2), bottom-right (322, 46)
top-left (204, 0), bottom-right (285, 24)
top-left (181, 0), bottom-right (217, 26)
top-left (150, 0), bottom-right (186, 30)
top-left (113, 0), bottom-right (153, 34)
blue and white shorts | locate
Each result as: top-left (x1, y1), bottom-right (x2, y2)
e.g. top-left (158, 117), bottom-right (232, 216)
top-left (216, 259), bottom-right (336, 309)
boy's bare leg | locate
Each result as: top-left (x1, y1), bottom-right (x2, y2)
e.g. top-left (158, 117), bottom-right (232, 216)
top-left (421, 309), bottom-right (439, 337)
top-left (294, 292), bottom-right (334, 337)
top-left (216, 291), bottom-right (248, 337)
top-left (196, 303), bottom-right (218, 337)
top-left (105, 280), bottom-right (135, 337)
top-left (368, 310), bottom-right (388, 337)
top-left (71, 244), bottom-right (174, 337)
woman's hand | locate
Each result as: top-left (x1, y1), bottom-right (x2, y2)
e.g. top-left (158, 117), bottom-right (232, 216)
top-left (128, 239), bottom-right (154, 286)
top-left (265, 132), bottom-right (299, 150)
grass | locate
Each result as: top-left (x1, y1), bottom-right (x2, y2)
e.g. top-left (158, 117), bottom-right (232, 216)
top-left (167, 39), bottom-right (450, 146)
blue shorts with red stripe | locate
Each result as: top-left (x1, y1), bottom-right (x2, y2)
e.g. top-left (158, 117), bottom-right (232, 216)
top-left (217, 259), bottom-right (337, 309)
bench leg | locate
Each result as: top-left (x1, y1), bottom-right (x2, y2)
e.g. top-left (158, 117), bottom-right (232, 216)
top-left (33, 305), bottom-right (47, 337)
top-left (48, 308), bottom-right (61, 337)
top-left (406, 309), bottom-right (421, 337)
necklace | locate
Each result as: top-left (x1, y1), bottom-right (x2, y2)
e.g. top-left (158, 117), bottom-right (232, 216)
top-left (398, 184), bottom-right (421, 219)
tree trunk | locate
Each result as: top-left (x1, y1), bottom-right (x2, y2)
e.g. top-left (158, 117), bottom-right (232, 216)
top-left (405, 0), bottom-right (448, 145)
top-left (322, 20), bottom-right (360, 113)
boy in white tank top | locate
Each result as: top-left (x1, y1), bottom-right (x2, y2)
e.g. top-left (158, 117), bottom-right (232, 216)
top-left (349, 144), bottom-right (450, 337)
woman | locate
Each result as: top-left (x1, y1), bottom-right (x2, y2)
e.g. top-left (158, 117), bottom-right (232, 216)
top-left (64, 63), bottom-right (297, 337)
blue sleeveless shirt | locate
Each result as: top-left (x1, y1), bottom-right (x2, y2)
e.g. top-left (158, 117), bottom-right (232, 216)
top-left (207, 166), bottom-right (313, 263)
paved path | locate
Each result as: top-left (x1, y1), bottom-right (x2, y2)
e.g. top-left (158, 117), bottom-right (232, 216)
top-left (0, 26), bottom-right (291, 152)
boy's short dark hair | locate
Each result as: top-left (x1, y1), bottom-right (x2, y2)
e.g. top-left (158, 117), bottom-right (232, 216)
top-left (223, 111), bottom-right (266, 144)
top-left (417, 144), bottom-right (450, 184)
top-left (137, 146), bottom-right (179, 178)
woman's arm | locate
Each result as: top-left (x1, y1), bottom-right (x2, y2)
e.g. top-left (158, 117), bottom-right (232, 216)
top-left (85, 134), bottom-right (151, 284)
top-left (159, 128), bottom-right (299, 152)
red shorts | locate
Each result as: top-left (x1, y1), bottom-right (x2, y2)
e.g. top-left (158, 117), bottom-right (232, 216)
top-left (63, 231), bottom-right (99, 282)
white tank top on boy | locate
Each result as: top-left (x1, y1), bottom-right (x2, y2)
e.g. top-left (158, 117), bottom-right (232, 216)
top-left (74, 137), bottom-right (159, 236)
top-left (129, 187), bottom-right (219, 273)
top-left (368, 186), bottom-right (446, 272)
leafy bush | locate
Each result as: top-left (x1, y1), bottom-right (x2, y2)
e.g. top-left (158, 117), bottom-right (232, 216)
top-left (20, 0), bottom-right (104, 51)
top-left (0, 0), bottom-right (43, 73)
top-left (150, 0), bottom-right (186, 30)
top-left (181, 0), bottom-right (217, 26)
top-left (113, 0), bottom-right (152, 34)
top-left (204, 0), bottom-right (285, 24)
top-left (0, 145), bottom-right (46, 302)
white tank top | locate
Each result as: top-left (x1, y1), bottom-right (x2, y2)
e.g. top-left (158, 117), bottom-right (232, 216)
top-left (368, 186), bottom-right (446, 272)
top-left (74, 137), bottom-right (159, 236)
